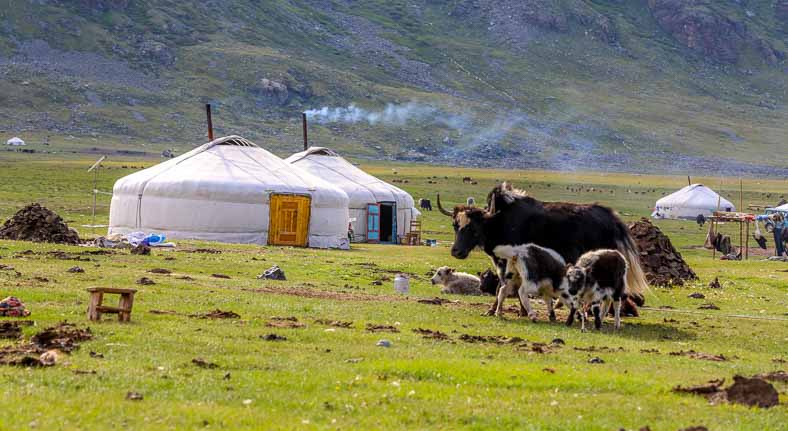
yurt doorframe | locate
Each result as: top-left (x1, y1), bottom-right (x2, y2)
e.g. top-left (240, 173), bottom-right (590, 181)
top-left (367, 201), bottom-right (397, 244)
top-left (269, 193), bottom-right (311, 247)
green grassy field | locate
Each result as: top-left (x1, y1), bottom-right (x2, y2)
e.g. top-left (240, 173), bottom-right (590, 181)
top-left (0, 153), bottom-right (786, 430)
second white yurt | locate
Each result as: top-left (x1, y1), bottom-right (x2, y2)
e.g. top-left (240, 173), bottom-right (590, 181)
top-left (6, 137), bottom-right (25, 146)
top-left (109, 136), bottom-right (350, 248)
top-left (652, 184), bottom-right (735, 219)
top-left (286, 147), bottom-right (419, 243)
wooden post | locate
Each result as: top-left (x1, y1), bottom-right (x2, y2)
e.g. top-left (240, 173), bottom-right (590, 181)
top-left (302, 112), bottom-right (308, 151)
top-left (712, 218), bottom-right (716, 259)
top-left (87, 291), bottom-right (103, 321)
top-left (739, 179), bottom-right (743, 213)
top-left (206, 104), bottom-right (214, 141)
top-left (745, 220), bottom-right (750, 260)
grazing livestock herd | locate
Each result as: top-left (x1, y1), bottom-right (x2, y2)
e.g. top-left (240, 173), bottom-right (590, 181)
top-left (431, 183), bottom-right (648, 331)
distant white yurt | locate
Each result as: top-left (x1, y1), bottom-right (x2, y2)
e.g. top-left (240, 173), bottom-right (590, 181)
top-left (6, 137), bottom-right (25, 146)
top-left (109, 136), bottom-right (350, 248)
top-left (652, 184), bottom-right (735, 219)
top-left (286, 147), bottom-right (420, 243)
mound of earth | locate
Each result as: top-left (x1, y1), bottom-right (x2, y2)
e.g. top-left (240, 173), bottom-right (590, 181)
top-left (0, 204), bottom-right (80, 244)
top-left (629, 218), bottom-right (697, 286)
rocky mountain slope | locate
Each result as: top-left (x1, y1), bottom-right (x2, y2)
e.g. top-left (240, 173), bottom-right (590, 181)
top-left (0, 0), bottom-right (785, 174)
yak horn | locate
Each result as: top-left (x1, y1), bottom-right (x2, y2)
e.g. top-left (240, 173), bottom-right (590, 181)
top-left (436, 194), bottom-right (453, 217)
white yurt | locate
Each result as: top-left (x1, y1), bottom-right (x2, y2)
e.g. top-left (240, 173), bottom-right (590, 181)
top-left (6, 137), bottom-right (25, 146)
top-left (286, 147), bottom-right (419, 244)
top-left (109, 136), bottom-right (350, 248)
top-left (652, 184), bottom-right (735, 219)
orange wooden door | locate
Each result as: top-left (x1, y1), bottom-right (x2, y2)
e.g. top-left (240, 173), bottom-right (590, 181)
top-left (269, 194), bottom-right (311, 247)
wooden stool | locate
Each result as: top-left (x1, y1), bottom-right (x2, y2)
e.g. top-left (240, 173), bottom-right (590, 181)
top-left (87, 288), bottom-right (137, 322)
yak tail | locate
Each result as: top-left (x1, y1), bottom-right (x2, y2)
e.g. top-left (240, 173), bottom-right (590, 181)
top-left (616, 236), bottom-right (649, 306)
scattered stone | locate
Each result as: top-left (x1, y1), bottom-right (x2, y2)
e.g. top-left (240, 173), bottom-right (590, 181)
top-left (0, 203), bottom-right (80, 244)
top-left (366, 324), bottom-right (400, 333)
top-left (708, 277), bottom-right (722, 289)
top-left (126, 392), bottom-right (143, 401)
top-left (376, 339), bottom-right (392, 348)
top-left (136, 277), bottom-right (155, 285)
top-left (211, 273), bottom-right (231, 279)
top-left (131, 244), bottom-right (151, 255)
top-left (371, 280), bottom-right (383, 286)
top-left (688, 292), bottom-right (705, 299)
top-left (192, 358), bottom-right (218, 369)
top-left (345, 357), bottom-right (364, 363)
top-left (628, 218), bottom-right (697, 286)
top-left (39, 349), bottom-right (61, 366)
top-left (261, 334), bottom-right (287, 341)
top-left (257, 265), bottom-right (286, 280)
top-left (698, 303), bottom-right (720, 310)
top-left (67, 266), bottom-right (84, 273)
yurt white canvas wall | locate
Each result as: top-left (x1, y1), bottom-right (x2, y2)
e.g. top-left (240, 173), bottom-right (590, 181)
top-left (652, 184), bottom-right (735, 219)
top-left (286, 147), bottom-right (419, 244)
top-left (109, 136), bottom-right (350, 249)
top-left (6, 137), bottom-right (25, 146)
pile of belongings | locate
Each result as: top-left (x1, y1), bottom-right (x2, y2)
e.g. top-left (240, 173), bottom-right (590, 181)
top-left (709, 233), bottom-right (734, 255)
top-left (628, 218), bottom-right (697, 286)
top-left (0, 297), bottom-right (30, 317)
top-left (87, 232), bottom-right (175, 249)
top-left (0, 203), bottom-right (79, 244)
top-left (257, 265), bottom-right (286, 280)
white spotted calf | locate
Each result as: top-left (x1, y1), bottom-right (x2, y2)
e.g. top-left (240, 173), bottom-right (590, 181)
top-left (493, 244), bottom-right (571, 322)
top-left (565, 249), bottom-right (628, 331)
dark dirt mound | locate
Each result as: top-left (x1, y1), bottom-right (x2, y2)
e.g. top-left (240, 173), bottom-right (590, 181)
top-left (1, 322), bottom-right (92, 367)
top-left (265, 317), bottom-right (304, 328)
top-left (0, 322), bottom-right (22, 339)
top-left (181, 248), bottom-right (222, 254)
top-left (574, 345), bottom-right (626, 353)
top-left (0, 204), bottom-right (80, 244)
top-left (669, 350), bottom-right (728, 362)
top-left (130, 244), bottom-right (150, 255)
top-left (458, 334), bottom-right (523, 345)
top-left (417, 297), bottom-right (458, 305)
top-left (31, 322), bottom-right (92, 352)
top-left (211, 273), bottom-right (231, 279)
top-left (726, 376), bottom-right (779, 408)
top-left (365, 323), bottom-right (399, 333)
top-left (136, 277), bottom-right (155, 285)
top-left (261, 333), bottom-right (287, 341)
top-left (192, 358), bottom-right (218, 369)
top-left (673, 376), bottom-right (779, 408)
top-left (698, 303), bottom-right (720, 310)
top-left (314, 319), bottom-right (353, 328)
top-left (412, 328), bottom-right (450, 340)
top-left (189, 310), bottom-right (240, 319)
top-left (628, 218), bottom-right (697, 286)
top-left (148, 268), bottom-right (171, 274)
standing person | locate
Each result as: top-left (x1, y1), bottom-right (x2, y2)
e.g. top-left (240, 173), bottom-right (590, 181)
top-left (772, 213), bottom-right (786, 257)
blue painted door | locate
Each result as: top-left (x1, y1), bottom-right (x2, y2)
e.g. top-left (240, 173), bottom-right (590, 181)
top-left (367, 203), bottom-right (380, 242)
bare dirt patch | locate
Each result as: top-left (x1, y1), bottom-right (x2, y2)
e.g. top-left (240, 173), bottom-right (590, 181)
top-left (412, 328), bottom-right (450, 340)
top-left (754, 371), bottom-right (788, 382)
top-left (148, 268), bottom-right (172, 274)
top-left (674, 376), bottom-right (779, 408)
top-left (266, 317), bottom-right (304, 328)
top-left (189, 310), bottom-right (240, 319)
top-left (458, 334), bottom-right (523, 345)
top-left (366, 324), bottom-right (399, 333)
top-left (314, 319), bottom-right (354, 328)
top-left (669, 350), bottom-right (729, 361)
top-left (0, 322), bottom-right (92, 367)
top-left (192, 358), bottom-right (218, 369)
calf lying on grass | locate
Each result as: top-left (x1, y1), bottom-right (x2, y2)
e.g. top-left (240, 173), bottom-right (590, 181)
top-left (431, 266), bottom-right (482, 295)
top-left (493, 244), bottom-right (571, 322)
top-left (565, 249), bottom-right (628, 331)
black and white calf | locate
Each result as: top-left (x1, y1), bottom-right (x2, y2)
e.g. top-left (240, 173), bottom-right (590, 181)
top-left (565, 249), bottom-right (628, 331)
top-left (493, 244), bottom-right (571, 322)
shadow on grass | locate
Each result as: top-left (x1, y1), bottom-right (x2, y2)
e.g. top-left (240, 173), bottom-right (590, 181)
top-left (614, 320), bottom-right (696, 341)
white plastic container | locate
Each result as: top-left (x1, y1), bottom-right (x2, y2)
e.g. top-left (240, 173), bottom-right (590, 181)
top-left (394, 274), bottom-right (410, 295)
